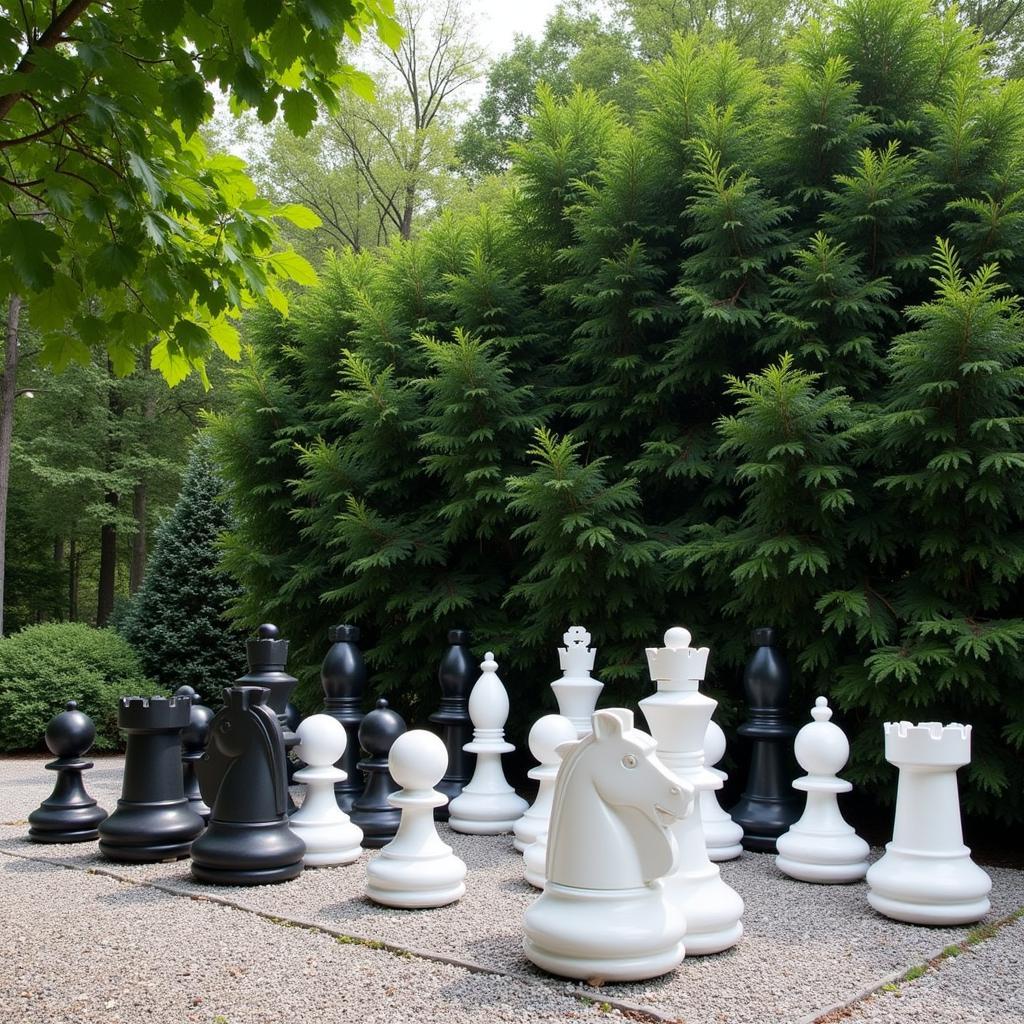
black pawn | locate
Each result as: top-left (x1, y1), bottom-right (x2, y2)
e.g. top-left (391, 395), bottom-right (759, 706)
top-left (429, 629), bottom-right (476, 820)
top-left (349, 698), bottom-right (406, 848)
top-left (175, 685), bottom-right (214, 823)
top-left (98, 696), bottom-right (205, 862)
top-left (236, 623), bottom-right (299, 811)
top-left (320, 624), bottom-right (366, 812)
top-left (191, 686), bottom-right (305, 886)
top-left (28, 701), bottom-right (108, 843)
top-left (729, 628), bottom-right (802, 853)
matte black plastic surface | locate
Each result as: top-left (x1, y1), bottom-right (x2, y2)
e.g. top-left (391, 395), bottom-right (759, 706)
top-left (429, 628), bottom-right (476, 820)
top-left (320, 624), bottom-right (366, 812)
top-left (98, 696), bottom-right (205, 862)
top-left (350, 698), bottom-right (406, 848)
top-left (190, 685), bottom-right (305, 885)
top-left (175, 685), bottom-right (214, 823)
top-left (27, 701), bottom-right (108, 844)
top-left (729, 628), bottom-right (802, 852)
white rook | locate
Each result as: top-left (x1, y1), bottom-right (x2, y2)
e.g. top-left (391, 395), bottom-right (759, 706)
top-left (866, 721), bottom-right (991, 925)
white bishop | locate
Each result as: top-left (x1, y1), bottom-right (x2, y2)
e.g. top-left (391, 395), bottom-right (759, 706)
top-left (448, 653), bottom-right (528, 834)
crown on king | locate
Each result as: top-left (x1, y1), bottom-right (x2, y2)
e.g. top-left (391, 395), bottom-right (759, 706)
top-left (645, 627), bottom-right (710, 688)
top-left (558, 625), bottom-right (596, 675)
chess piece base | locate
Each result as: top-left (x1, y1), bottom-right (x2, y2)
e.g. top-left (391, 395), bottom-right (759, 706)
top-left (98, 800), bottom-right (204, 863)
top-left (291, 820), bottom-right (363, 867)
top-left (523, 881), bottom-right (685, 981)
top-left (663, 865), bottom-right (744, 955)
top-left (365, 849), bottom-right (467, 908)
top-left (524, 835), bottom-right (546, 888)
top-left (190, 819), bottom-right (305, 885)
top-left (448, 789), bottom-right (528, 835)
top-left (866, 845), bottom-right (991, 925)
top-left (28, 799), bottom-right (107, 844)
top-left (776, 828), bottom-right (869, 884)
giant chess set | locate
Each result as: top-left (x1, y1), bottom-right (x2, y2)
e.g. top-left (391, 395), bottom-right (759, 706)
top-left (25, 621), bottom-right (994, 983)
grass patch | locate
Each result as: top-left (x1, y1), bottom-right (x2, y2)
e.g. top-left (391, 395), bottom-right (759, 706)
top-left (902, 965), bottom-right (927, 982)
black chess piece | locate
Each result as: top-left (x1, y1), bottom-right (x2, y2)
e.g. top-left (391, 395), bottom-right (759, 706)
top-left (349, 698), bottom-right (406, 848)
top-left (98, 696), bottom-right (205, 862)
top-left (174, 685), bottom-right (214, 823)
top-left (728, 628), bottom-right (802, 853)
top-left (429, 629), bottom-right (476, 821)
top-left (28, 701), bottom-right (108, 843)
top-left (236, 623), bottom-right (299, 811)
top-left (320, 624), bottom-right (366, 812)
top-left (190, 686), bottom-right (305, 886)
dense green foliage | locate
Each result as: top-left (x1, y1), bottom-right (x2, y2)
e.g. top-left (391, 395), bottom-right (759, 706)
top-left (120, 436), bottom-right (244, 704)
top-left (212, 0), bottom-right (1024, 821)
top-left (0, 0), bottom-right (399, 381)
top-left (0, 622), bottom-right (155, 751)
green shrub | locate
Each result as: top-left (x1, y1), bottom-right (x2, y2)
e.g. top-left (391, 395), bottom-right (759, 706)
top-left (209, 0), bottom-right (1024, 821)
top-left (119, 435), bottom-right (246, 704)
top-left (0, 622), bottom-right (157, 752)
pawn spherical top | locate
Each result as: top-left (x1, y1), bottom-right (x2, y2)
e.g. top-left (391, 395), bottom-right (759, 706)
top-left (258, 623), bottom-right (280, 639)
top-left (516, 714), bottom-right (577, 854)
top-left (359, 699), bottom-right (406, 755)
top-left (795, 697), bottom-right (849, 777)
top-left (704, 718), bottom-right (726, 767)
top-left (45, 700), bottom-right (95, 759)
top-left (296, 713), bottom-right (347, 767)
top-left (701, 719), bottom-right (743, 862)
top-left (529, 713), bottom-right (577, 766)
top-left (390, 729), bottom-right (448, 792)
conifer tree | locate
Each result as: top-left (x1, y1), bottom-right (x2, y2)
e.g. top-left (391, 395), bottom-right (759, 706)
top-left (120, 436), bottom-right (244, 702)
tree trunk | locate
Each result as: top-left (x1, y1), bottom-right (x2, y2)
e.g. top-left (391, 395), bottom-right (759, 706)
top-left (400, 184), bottom-right (415, 240)
top-left (0, 295), bottom-right (21, 637)
top-left (97, 493), bottom-right (118, 625)
top-left (68, 538), bottom-right (78, 621)
top-left (130, 481), bottom-right (147, 594)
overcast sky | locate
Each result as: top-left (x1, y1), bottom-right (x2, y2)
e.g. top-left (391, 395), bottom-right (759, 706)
top-left (472, 0), bottom-right (562, 57)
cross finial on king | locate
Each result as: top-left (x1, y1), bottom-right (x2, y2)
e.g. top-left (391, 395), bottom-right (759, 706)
top-left (558, 625), bottom-right (596, 676)
top-left (645, 626), bottom-right (710, 692)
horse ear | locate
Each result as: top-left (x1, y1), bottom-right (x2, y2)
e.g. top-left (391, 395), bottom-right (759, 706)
top-left (555, 740), bottom-right (577, 760)
top-left (592, 708), bottom-right (632, 740)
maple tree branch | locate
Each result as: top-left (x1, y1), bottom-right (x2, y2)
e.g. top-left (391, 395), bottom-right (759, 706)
top-left (0, 0), bottom-right (96, 122)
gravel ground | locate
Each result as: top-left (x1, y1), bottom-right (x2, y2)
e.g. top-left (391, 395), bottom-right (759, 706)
top-left (4, 755), bottom-right (1022, 1024)
top-left (839, 919), bottom-right (1024, 1024)
top-left (0, 855), bottom-right (620, 1024)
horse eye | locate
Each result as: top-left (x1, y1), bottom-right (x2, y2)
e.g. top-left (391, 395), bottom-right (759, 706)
top-left (621, 754), bottom-right (638, 769)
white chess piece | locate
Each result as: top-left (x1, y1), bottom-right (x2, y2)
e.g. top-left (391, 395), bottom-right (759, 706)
top-left (448, 653), bottom-right (529, 834)
top-left (866, 722), bottom-right (991, 925)
top-left (290, 714), bottom-right (363, 866)
top-left (523, 708), bottom-right (693, 981)
top-left (640, 627), bottom-right (744, 955)
top-left (550, 626), bottom-right (604, 738)
top-left (776, 697), bottom-right (869, 883)
top-left (514, 714), bottom-right (577, 853)
top-left (701, 719), bottom-right (743, 862)
top-left (523, 828), bottom-right (547, 889)
top-left (365, 729), bottom-right (467, 908)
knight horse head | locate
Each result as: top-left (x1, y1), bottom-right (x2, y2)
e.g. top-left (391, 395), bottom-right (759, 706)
top-left (547, 708), bottom-right (694, 890)
top-left (196, 685), bottom-right (289, 819)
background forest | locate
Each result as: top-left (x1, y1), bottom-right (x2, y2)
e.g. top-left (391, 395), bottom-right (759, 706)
top-left (3, 0), bottom-right (1024, 827)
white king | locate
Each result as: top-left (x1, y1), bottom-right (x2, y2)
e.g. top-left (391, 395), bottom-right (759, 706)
top-left (551, 626), bottom-right (604, 738)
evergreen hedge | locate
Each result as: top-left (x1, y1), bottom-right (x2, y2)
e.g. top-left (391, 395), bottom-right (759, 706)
top-left (211, 0), bottom-right (1024, 822)
top-left (120, 436), bottom-right (245, 704)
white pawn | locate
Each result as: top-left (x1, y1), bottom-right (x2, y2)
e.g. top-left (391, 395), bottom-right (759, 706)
top-left (365, 730), bottom-right (467, 908)
top-left (514, 715), bottom-right (577, 853)
top-left (866, 722), bottom-right (991, 925)
top-left (290, 715), bottom-right (363, 866)
top-left (701, 720), bottom-right (743, 861)
top-left (776, 697), bottom-right (869, 883)
top-left (550, 626), bottom-right (604, 738)
top-left (449, 653), bottom-right (529, 834)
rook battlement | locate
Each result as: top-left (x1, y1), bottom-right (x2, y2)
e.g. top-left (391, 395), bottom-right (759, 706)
top-left (883, 720), bottom-right (971, 766)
